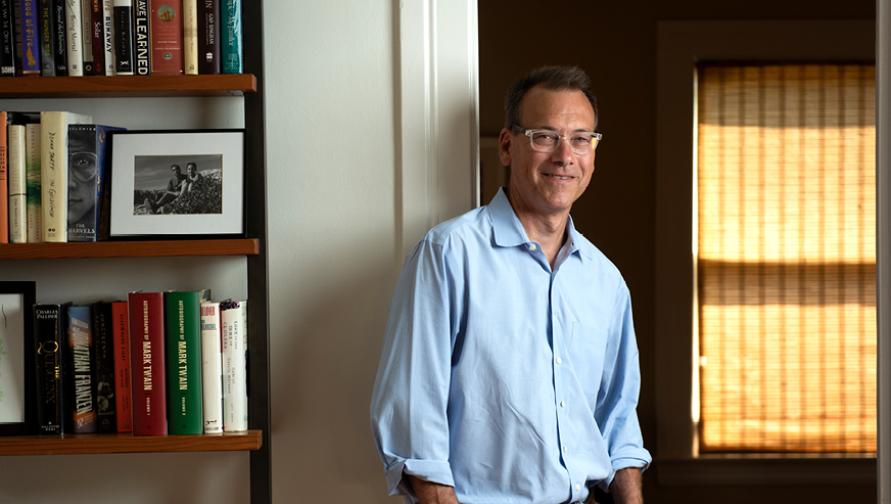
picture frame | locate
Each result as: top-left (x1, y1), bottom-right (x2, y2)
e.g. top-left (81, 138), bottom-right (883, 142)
top-left (0, 281), bottom-right (36, 436)
top-left (109, 130), bottom-right (244, 238)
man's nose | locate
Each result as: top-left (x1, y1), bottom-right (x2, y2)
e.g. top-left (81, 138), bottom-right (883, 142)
top-left (550, 136), bottom-right (574, 166)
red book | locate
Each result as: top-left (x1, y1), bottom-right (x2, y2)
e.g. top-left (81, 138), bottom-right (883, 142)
top-left (111, 300), bottom-right (132, 433)
top-left (127, 292), bottom-right (167, 435)
top-left (150, 0), bottom-right (183, 75)
top-left (0, 111), bottom-right (7, 243)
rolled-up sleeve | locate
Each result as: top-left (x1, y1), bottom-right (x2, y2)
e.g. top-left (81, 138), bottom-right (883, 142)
top-left (370, 236), bottom-right (457, 497)
top-left (594, 285), bottom-right (652, 489)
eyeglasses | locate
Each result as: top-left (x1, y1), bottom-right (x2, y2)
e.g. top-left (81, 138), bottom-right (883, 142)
top-left (511, 125), bottom-right (602, 156)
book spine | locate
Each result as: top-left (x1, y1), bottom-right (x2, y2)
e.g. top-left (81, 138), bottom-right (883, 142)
top-left (19, 0), bottom-right (40, 74)
top-left (149, 0), bottom-right (180, 75)
top-left (221, 299), bottom-right (246, 432)
top-left (67, 124), bottom-right (97, 242)
top-left (7, 123), bottom-right (24, 242)
top-left (78, 0), bottom-right (91, 73)
top-left (195, 0), bottom-right (216, 74)
top-left (200, 301), bottom-right (222, 433)
top-left (0, 0), bottom-right (14, 75)
top-left (181, 0), bottom-right (194, 74)
top-left (111, 300), bottom-right (131, 432)
top-left (92, 302), bottom-right (116, 433)
top-left (38, 0), bottom-right (54, 75)
top-left (131, 0), bottom-right (147, 75)
top-left (0, 111), bottom-right (7, 244)
top-left (100, 0), bottom-right (110, 73)
top-left (40, 111), bottom-right (93, 242)
top-left (94, 125), bottom-right (121, 240)
top-left (64, 0), bottom-right (83, 76)
top-left (12, 0), bottom-right (21, 74)
top-left (88, 0), bottom-right (102, 73)
top-left (34, 304), bottom-right (64, 435)
top-left (111, 0), bottom-right (130, 74)
top-left (219, 0), bottom-right (237, 74)
top-left (24, 122), bottom-right (39, 243)
top-left (51, 0), bottom-right (66, 75)
top-left (128, 291), bottom-right (167, 436)
top-left (67, 305), bottom-right (97, 434)
top-left (165, 290), bottom-right (204, 435)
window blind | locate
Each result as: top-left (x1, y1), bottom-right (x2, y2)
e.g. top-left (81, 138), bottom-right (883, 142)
top-left (697, 64), bottom-right (876, 453)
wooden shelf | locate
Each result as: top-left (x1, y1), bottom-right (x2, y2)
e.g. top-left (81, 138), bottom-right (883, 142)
top-left (0, 430), bottom-right (262, 456)
top-left (0, 74), bottom-right (257, 98)
top-left (0, 239), bottom-right (260, 259)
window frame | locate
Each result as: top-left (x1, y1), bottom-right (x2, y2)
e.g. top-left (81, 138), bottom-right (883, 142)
top-left (654, 19), bottom-right (875, 484)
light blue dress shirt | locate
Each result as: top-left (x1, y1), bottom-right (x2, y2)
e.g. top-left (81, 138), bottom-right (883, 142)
top-left (371, 189), bottom-right (651, 504)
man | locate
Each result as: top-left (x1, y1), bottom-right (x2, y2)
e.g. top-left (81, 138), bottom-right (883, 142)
top-left (184, 162), bottom-right (202, 193)
top-left (371, 66), bottom-right (650, 504)
top-left (152, 164), bottom-right (187, 211)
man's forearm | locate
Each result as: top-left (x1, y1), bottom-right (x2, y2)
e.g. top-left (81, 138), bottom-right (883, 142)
top-left (407, 475), bottom-right (460, 504)
top-left (610, 468), bottom-right (643, 504)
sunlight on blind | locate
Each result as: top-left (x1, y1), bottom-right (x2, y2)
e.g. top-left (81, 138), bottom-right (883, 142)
top-left (697, 64), bottom-right (876, 453)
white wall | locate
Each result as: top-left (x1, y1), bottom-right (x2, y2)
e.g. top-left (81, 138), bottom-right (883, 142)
top-left (265, 0), bottom-right (476, 501)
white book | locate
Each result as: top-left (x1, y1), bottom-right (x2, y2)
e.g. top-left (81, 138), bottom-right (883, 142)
top-left (66, 0), bottom-right (84, 76)
top-left (8, 125), bottom-right (26, 243)
top-left (25, 124), bottom-right (41, 243)
top-left (102, 0), bottom-right (115, 75)
top-left (221, 300), bottom-right (247, 433)
top-left (80, 0), bottom-right (93, 73)
top-left (40, 111), bottom-right (93, 242)
top-left (200, 301), bottom-right (224, 434)
top-left (183, 0), bottom-right (198, 75)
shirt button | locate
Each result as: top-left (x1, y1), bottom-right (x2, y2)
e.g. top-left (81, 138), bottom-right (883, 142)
top-left (528, 243), bottom-right (537, 251)
top-left (555, 356), bottom-right (562, 365)
top-left (560, 400), bottom-right (566, 408)
top-left (575, 483), bottom-right (582, 491)
top-left (562, 444), bottom-right (567, 453)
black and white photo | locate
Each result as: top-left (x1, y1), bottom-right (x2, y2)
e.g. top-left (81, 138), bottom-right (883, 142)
top-left (133, 155), bottom-right (223, 215)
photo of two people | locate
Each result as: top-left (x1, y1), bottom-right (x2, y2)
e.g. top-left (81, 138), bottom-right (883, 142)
top-left (132, 155), bottom-right (224, 215)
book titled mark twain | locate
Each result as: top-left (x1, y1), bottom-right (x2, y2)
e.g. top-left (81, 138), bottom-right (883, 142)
top-left (128, 291), bottom-right (167, 435)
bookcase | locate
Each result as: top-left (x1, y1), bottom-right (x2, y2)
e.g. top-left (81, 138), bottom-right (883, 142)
top-left (0, 2), bottom-right (271, 503)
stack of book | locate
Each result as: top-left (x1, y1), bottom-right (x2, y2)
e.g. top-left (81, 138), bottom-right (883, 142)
top-left (33, 291), bottom-right (248, 436)
top-left (0, 0), bottom-right (243, 77)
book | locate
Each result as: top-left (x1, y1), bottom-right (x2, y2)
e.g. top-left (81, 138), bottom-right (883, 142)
top-left (51, 0), bottom-right (66, 75)
top-left (100, 0), bottom-right (111, 74)
top-left (8, 123), bottom-right (25, 242)
top-left (128, 291), bottom-right (167, 436)
top-left (111, 0), bottom-right (131, 74)
top-left (79, 0), bottom-right (91, 73)
top-left (219, 0), bottom-right (238, 73)
top-left (0, 0), bottom-right (14, 75)
top-left (24, 121), bottom-right (39, 242)
top-left (111, 300), bottom-right (131, 432)
top-left (66, 305), bottom-right (97, 434)
top-left (67, 124), bottom-right (124, 241)
top-left (64, 0), bottom-right (83, 75)
top-left (40, 110), bottom-right (92, 242)
top-left (88, 0), bottom-right (103, 74)
top-left (165, 290), bottom-right (206, 435)
top-left (0, 111), bottom-right (7, 244)
top-left (182, 0), bottom-right (195, 74)
top-left (38, 0), bottom-right (55, 75)
top-left (131, 0), bottom-right (148, 74)
top-left (18, 0), bottom-right (40, 74)
top-left (220, 299), bottom-right (246, 432)
top-left (91, 302), bottom-right (115, 433)
top-left (150, 0), bottom-right (181, 75)
top-left (200, 300), bottom-right (222, 433)
top-left (196, 0), bottom-right (217, 74)
top-left (34, 304), bottom-right (67, 435)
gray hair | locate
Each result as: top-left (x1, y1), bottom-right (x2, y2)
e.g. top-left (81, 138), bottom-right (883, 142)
top-left (504, 65), bottom-right (598, 129)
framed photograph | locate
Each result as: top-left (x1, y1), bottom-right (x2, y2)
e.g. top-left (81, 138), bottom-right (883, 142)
top-left (0, 281), bottom-right (36, 436)
top-left (109, 130), bottom-right (244, 237)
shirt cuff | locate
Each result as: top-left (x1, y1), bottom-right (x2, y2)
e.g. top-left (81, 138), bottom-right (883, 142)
top-left (597, 455), bottom-right (651, 491)
top-left (385, 458), bottom-right (455, 497)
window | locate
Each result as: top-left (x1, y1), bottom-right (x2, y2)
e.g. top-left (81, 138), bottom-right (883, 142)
top-left (696, 63), bottom-right (876, 453)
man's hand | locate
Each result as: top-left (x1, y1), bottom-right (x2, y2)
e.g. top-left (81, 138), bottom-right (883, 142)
top-left (610, 468), bottom-right (643, 504)
top-left (407, 475), bottom-right (460, 504)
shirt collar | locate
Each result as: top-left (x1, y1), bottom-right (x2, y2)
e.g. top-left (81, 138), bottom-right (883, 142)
top-left (487, 188), bottom-right (596, 261)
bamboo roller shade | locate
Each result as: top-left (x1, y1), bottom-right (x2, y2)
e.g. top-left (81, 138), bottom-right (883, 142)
top-left (697, 64), bottom-right (876, 453)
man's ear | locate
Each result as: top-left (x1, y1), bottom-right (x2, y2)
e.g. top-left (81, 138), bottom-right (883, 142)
top-left (498, 128), bottom-right (512, 167)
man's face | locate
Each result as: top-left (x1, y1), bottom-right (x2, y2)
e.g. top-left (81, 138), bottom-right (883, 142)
top-left (68, 151), bottom-right (97, 223)
top-left (498, 86), bottom-right (596, 218)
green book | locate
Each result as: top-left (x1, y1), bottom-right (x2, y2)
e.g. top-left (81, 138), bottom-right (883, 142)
top-left (164, 290), bottom-right (207, 434)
